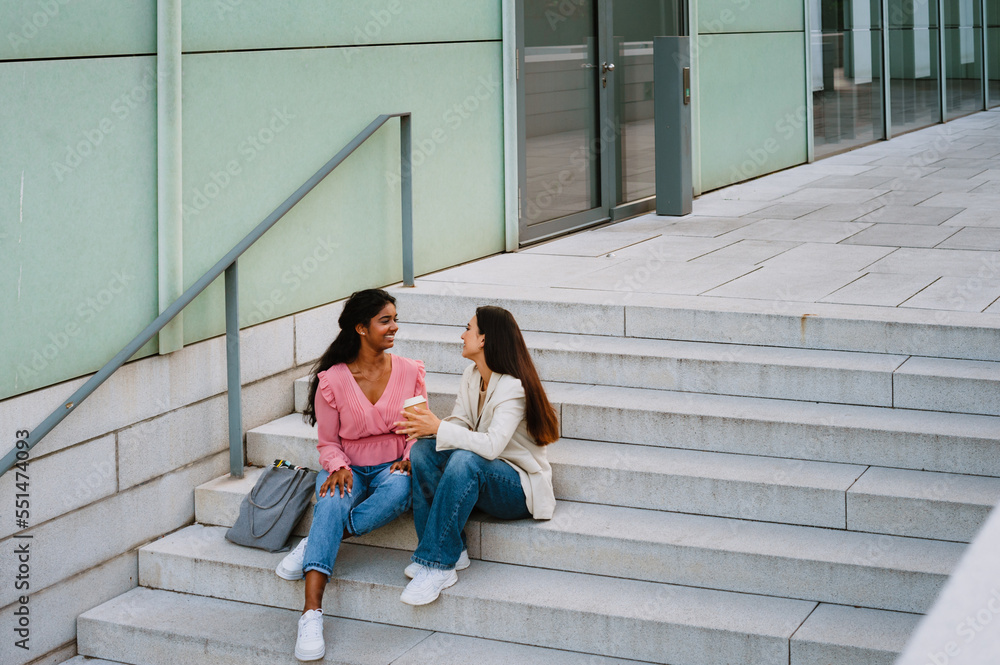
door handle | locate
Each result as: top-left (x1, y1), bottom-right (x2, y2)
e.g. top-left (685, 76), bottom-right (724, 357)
top-left (603, 62), bottom-right (615, 73)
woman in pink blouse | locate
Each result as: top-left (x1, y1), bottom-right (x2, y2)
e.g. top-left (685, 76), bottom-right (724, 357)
top-left (273, 289), bottom-right (425, 661)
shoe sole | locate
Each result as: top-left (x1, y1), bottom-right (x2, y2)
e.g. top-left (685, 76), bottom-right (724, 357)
top-left (275, 565), bottom-right (304, 581)
top-left (295, 644), bottom-right (325, 661)
top-left (400, 571), bottom-right (458, 606)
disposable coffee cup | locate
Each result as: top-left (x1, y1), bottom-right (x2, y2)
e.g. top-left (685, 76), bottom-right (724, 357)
top-left (402, 396), bottom-right (429, 439)
top-left (402, 396), bottom-right (427, 415)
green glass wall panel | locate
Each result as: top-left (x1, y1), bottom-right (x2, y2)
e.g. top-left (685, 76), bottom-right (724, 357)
top-left (698, 31), bottom-right (807, 191)
top-left (0, 0), bottom-right (499, 62)
top-left (697, 0), bottom-right (803, 33)
top-left (0, 57), bottom-right (158, 400)
top-left (0, 1), bottom-right (155, 61)
top-left (178, 42), bottom-right (504, 343)
top-left (182, 0), bottom-right (500, 52)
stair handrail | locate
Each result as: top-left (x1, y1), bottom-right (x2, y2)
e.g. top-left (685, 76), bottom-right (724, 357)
top-left (1, 112), bottom-right (414, 480)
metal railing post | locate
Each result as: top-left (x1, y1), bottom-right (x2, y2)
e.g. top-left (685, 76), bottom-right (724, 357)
top-left (225, 261), bottom-right (244, 478)
top-left (400, 113), bottom-right (414, 287)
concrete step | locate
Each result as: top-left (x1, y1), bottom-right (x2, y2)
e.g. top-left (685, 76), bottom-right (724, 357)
top-left (78, 587), bottom-right (646, 665)
top-left (139, 525), bottom-right (814, 665)
top-left (137, 525), bottom-right (922, 665)
top-left (790, 603), bottom-right (920, 665)
top-left (391, 323), bottom-right (910, 409)
top-left (847, 466), bottom-right (1000, 542)
top-left (286, 373), bottom-right (1000, 477)
top-left (196, 474), bottom-right (960, 612)
top-left (388, 281), bottom-right (1000, 361)
top-left (243, 428), bottom-right (868, 529)
top-left (299, 322), bottom-right (1000, 415)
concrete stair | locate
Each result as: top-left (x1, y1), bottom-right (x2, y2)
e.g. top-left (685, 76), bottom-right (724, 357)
top-left (73, 285), bottom-right (1000, 664)
top-left (110, 524), bottom-right (916, 665)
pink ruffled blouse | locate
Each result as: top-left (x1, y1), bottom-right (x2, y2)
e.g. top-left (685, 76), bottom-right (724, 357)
top-left (314, 354), bottom-right (426, 473)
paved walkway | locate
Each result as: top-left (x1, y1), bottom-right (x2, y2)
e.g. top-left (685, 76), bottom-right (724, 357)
top-left (423, 110), bottom-right (1000, 319)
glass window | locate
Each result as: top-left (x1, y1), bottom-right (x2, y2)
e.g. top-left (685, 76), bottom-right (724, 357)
top-left (812, 0), bottom-right (884, 157)
top-left (887, 0), bottom-right (941, 134)
top-left (523, 1), bottom-right (602, 226)
top-left (943, 0), bottom-right (983, 118)
top-left (987, 0), bottom-right (1000, 107)
top-left (611, 0), bottom-right (682, 204)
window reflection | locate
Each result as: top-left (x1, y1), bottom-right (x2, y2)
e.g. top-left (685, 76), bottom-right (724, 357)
top-left (943, 0), bottom-right (983, 118)
top-left (887, 0), bottom-right (941, 134)
top-left (812, 0), bottom-right (884, 157)
top-left (986, 0), bottom-right (1000, 107)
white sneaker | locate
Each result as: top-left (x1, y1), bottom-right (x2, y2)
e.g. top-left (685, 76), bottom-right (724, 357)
top-left (295, 609), bottom-right (325, 661)
top-left (276, 538), bottom-right (308, 581)
top-left (404, 549), bottom-right (469, 579)
top-left (400, 566), bottom-right (458, 606)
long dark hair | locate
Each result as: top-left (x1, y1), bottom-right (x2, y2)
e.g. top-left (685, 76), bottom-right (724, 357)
top-left (476, 306), bottom-right (559, 445)
top-left (303, 289), bottom-right (396, 426)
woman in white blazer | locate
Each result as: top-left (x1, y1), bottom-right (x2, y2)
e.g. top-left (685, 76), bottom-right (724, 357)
top-left (394, 306), bottom-right (560, 605)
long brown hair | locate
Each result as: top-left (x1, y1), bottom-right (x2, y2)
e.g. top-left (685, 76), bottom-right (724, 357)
top-left (303, 289), bottom-right (396, 426)
top-left (476, 306), bottom-right (559, 445)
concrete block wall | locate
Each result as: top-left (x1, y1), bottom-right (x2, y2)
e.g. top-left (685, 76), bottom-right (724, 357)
top-left (0, 298), bottom-right (345, 665)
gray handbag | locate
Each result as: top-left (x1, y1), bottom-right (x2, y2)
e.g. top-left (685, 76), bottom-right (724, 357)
top-left (225, 464), bottom-right (317, 552)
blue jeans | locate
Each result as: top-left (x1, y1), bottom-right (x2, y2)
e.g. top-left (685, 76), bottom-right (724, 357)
top-left (302, 460), bottom-right (411, 577)
top-left (410, 439), bottom-right (530, 570)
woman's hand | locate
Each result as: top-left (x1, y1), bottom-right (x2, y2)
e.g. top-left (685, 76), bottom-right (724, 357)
top-left (390, 459), bottom-right (411, 474)
top-left (394, 405), bottom-right (441, 442)
top-left (319, 467), bottom-right (353, 498)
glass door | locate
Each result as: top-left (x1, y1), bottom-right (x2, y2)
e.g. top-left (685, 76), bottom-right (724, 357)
top-left (518, 0), bottom-right (607, 243)
top-left (610, 1), bottom-right (683, 209)
top-left (517, 0), bottom-right (685, 245)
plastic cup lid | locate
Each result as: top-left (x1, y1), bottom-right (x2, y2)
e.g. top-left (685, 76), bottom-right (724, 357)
top-left (402, 396), bottom-right (427, 408)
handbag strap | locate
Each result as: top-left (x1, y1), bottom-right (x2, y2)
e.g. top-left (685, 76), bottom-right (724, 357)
top-left (247, 468), bottom-right (311, 538)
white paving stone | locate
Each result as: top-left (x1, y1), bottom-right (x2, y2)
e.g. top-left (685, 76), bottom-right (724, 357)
top-left (900, 276), bottom-right (1000, 312)
top-left (819, 272), bottom-right (939, 307)
top-left (702, 267), bottom-right (863, 302)
top-left (720, 219), bottom-right (873, 243)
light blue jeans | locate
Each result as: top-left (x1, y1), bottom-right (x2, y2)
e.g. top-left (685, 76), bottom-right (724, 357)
top-left (410, 439), bottom-right (529, 570)
top-left (302, 460), bottom-right (411, 577)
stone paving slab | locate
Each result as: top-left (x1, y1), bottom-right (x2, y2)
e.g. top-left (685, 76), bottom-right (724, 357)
top-left (415, 115), bottom-right (1000, 326)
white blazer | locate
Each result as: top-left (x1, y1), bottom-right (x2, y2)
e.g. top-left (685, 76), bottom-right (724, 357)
top-left (435, 363), bottom-right (556, 519)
